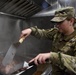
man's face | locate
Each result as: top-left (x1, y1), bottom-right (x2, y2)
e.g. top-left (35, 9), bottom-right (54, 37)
top-left (56, 19), bottom-right (72, 33)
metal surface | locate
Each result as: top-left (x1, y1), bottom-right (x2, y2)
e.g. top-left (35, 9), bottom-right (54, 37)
top-left (32, 0), bottom-right (76, 17)
top-left (58, 0), bottom-right (76, 7)
top-left (32, 1), bottom-right (61, 17)
top-left (19, 66), bottom-right (37, 75)
top-left (0, 15), bottom-right (21, 75)
top-left (0, 0), bottom-right (41, 18)
top-left (45, 0), bottom-right (57, 6)
top-left (2, 44), bottom-right (16, 66)
top-left (41, 65), bottom-right (52, 75)
top-left (12, 61), bottom-right (37, 75)
top-left (2, 36), bottom-right (25, 66)
top-left (32, 0), bottom-right (61, 17)
top-left (0, 0), bottom-right (76, 18)
top-left (9, 62), bottom-right (24, 74)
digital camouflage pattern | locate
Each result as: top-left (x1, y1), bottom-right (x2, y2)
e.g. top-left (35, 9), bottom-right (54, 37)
top-left (30, 26), bottom-right (76, 75)
top-left (30, 7), bottom-right (76, 75)
top-left (51, 7), bottom-right (75, 22)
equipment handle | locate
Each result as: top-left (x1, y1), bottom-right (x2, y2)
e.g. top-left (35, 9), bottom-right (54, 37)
top-left (19, 36), bottom-right (25, 43)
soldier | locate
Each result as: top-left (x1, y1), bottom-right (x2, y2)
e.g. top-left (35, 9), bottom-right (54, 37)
top-left (20, 7), bottom-right (76, 75)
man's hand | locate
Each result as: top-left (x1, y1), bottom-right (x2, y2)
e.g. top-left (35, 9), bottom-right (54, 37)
top-left (29, 53), bottom-right (51, 65)
top-left (20, 28), bottom-right (32, 39)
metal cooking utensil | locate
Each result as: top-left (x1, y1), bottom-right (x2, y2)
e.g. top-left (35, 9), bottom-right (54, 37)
top-left (2, 36), bottom-right (25, 66)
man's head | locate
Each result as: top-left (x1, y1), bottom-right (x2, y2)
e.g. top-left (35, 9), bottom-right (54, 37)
top-left (51, 7), bottom-right (75, 22)
top-left (51, 7), bottom-right (76, 35)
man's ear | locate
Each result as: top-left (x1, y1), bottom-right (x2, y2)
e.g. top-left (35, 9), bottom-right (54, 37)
top-left (70, 18), bottom-right (75, 23)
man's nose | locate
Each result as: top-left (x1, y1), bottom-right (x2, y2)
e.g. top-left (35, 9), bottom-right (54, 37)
top-left (56, 24), bottom-right (59, 28)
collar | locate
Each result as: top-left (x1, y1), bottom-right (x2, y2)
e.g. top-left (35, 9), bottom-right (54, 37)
top-left (62, 30), bottom-right (76, 41)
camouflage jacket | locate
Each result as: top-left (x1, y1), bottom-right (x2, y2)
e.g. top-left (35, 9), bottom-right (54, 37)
top-left (30, 26), bottom-right (76, 75)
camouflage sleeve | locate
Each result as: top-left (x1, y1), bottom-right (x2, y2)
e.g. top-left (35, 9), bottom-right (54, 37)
top-left (30, 26), bottom-right (58, 39)
top-left (50, 52), bottom-right (76, 74)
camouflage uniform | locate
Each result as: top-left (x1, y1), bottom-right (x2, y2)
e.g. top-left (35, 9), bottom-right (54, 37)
top-left (30, 7), bottom-right (76, 75)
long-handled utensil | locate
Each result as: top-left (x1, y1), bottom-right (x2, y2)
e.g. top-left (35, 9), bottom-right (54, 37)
top-left (2, 36), bottom-right (25, 66)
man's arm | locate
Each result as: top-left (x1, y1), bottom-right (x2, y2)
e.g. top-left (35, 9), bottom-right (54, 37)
top-left (20, 26), bottom-right (58, 40)
top-left (50, 52), bottom-right (76, 74)
top-left (30, 26), bottom-right (58, 39)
